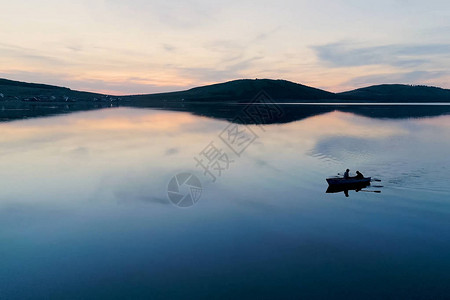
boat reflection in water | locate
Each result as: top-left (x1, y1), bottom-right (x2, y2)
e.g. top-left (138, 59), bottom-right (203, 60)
top-left (326, 181), bottom-right (381, 197)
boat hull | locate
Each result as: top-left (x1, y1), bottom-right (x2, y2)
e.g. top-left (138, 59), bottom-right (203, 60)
top-left (326, 177), bottom-right (371, 185)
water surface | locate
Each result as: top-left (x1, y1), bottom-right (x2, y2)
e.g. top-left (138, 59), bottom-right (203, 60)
top-left (1, 106), bottom-right (450, 299)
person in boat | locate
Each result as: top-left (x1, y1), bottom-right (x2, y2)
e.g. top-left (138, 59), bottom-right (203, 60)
top-left (344, 169), bottom-right (350, 179)
top-left (355, 171), bottom-right (364, 179)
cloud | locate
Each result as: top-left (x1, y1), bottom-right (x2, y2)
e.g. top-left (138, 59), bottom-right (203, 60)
top-left (106, 0), bottom-right (219, 29)
top-left (311, 41), bottom-right (450, 89)
top-left (165, 148), bottom-right (179, 155)
top-left (344, 70), bottom-right (449, 87)
top-left (0, 70), bottom-right (190, 95)
top-left (312, 42), bottom-right (450, 68)
top-left (0, 42), bottom-right (69, 66)
top-left (163, 44), bottom-right (177, 52)
top-left (176, 56), bottom-right (263, 83)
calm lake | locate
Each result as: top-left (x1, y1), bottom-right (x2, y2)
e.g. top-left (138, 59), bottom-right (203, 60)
top-left (1, 105), bottom-right (450, 299)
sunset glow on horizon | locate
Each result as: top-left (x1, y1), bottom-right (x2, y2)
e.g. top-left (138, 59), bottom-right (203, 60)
top-left (1, 0), bottom-right (449, 95)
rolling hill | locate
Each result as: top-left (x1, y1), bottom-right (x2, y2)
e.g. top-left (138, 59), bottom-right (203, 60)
top-left (3, 77), bottom-right (450, 103)
top-left (338, 84), bottom-right (450, 102)
top-left (128, 79), bottom-right (336, 103)
top-left (0, 78), bottom-right (103, 100)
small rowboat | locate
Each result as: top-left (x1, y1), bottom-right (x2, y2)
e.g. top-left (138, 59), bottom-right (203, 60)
top-left (326, 177), bottom-right (371, 185)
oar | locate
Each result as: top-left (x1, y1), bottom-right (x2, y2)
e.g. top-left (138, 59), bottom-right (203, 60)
top-left (358, 190), bottom-right (381, 193)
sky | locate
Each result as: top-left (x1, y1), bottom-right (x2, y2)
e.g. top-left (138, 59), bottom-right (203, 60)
top-left (0, 0), bottom-right (449, 95)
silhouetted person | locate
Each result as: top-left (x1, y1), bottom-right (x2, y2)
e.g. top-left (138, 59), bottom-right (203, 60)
top-left (344, 169), bottom-right (350, 179)
top-left (355, 171), bottom-right (364, 179)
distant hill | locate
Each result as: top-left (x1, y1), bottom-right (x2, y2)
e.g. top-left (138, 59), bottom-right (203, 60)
top-left (0, 78), bottom-right (105, 100)
top-left (0, 78), bottom-right (113, 121)
top-left (3, 77), bottom-right (450, 106)
top-left (128, 79), bottom-right (336, 103)
top-left (0, 78), bottom-right (70, 91)
top-left (338, 84), bottom-right (450, 102)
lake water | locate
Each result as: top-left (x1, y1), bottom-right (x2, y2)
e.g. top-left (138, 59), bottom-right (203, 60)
top-left (1, 105), bottom-right (450, 299)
